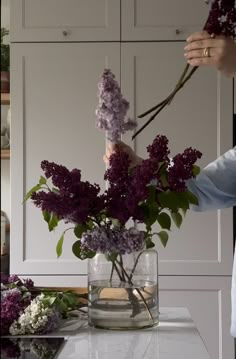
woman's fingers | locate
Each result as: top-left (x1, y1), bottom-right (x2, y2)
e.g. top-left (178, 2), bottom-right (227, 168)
top-left (184, 38), bottom-right (225, 52)
top-left (187, 57), bottom-right (216, 67)
top-left (186, 30), bottom-right (213, 42)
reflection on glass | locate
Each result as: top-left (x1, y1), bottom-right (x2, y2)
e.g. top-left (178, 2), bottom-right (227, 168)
top-left (1, 337), bottom-right (65, 359)
top-left (88, 329), bottom-right (159, 359)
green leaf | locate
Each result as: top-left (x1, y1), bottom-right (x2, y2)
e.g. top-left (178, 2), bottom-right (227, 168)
top-left (23, 184), bottom-right (41, 203)
top-left (157, 212), bottom-right (171, 230)
top-left (39, 176), bottom-right (47, 185)
top-left (157, 231), bottom-right (169, 247)
top-left (43, 210), bottom-right (50, 223)
top-left (56, 233), bottom-right (65, 258)
top-left (145, 237), bottom-right (155, 249)
top-left (72, 240), bottom-right (95, 260)
top-left (180, 207), bottom-right (187, 217)
top-left (74, 224), bottom-right (87, 239)
top-left (158, 191), bottom-right (179, 212)
top-left (192, 165), bottom-right (200, 176)
top-left (175, 192), bottom-right (190, 210)
top-left (48, 212), bottom-right (59, 232)
top-left (106, 252), bottom-right (118, 262)
top-left (185, 190), bottom-right (199, 205)
top-left (159, 174), bottom-right (169, 187)
top-left (48, 296), bottom-right (57, 306)
top-left (171, 212), bottom-right (183, 228)
top-left (72, 240), bottom-right (82, 259)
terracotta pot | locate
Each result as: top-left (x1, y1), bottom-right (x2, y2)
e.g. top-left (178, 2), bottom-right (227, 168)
top-left (1, 71), bottom-right (10, 93)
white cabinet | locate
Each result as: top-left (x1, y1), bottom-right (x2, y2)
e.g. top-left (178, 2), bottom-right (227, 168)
top-left (159, 276), bottom-right (234, 359)
top-left (11, 0), bottom-right (120, 42)
top-left (10, 43), bottom-right (120, 276)
top-left (121, 42), bottom-right (234, 275)
top-left (121, 0), bottom-right (209, 40)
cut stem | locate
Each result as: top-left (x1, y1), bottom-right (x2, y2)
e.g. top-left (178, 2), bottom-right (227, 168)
top-left (133, 66), bottom-right (198, 140)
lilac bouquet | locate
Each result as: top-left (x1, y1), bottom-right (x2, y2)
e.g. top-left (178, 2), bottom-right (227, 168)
top-left (26, 134), bottom-right (201, 259)
top-left (134, 0), bottom-right (236, 139)
top-left (1, 274), bottom-right (86, 335)
top-left (25, 69), bottom-right (202, 323)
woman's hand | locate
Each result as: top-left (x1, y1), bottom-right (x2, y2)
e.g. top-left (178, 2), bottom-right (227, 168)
top-left (103, 141), bottom-right (143, 168)
top-left (184, 31), bottom-right (236, 77)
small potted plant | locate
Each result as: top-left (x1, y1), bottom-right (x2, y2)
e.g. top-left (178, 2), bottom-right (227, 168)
top-left (1, 28), bottom-right (10, 93)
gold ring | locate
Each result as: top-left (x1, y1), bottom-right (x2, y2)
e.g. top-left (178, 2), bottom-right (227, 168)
top-left (203, 47), bottom-right (210, 57)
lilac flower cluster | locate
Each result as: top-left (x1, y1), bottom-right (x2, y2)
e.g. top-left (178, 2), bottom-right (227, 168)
top-left (81, 226), bottom-right (145, 255)
top-left (104, 135), bottom-right (201, 223)
top-left (1, 288), bottom-right (30, 335)
top-left (32, 160), bottom-right (105, 224)
top-left (204, 0), bottom-right (236, 38)
top-left (96, 69), bottom-right (137, 142)
top-left (1, 275), bottom-right (33, 335)
top-left (168, 148), bottom-right (202, 192)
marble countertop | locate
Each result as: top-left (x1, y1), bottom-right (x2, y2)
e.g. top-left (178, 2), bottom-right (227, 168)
top-left (55, 307), bottom-right (211, 359)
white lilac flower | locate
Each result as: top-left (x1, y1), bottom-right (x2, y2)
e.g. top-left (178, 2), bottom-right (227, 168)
top-left (9, 294), bottom-right (60, 335)
top-left (96, 69), bottom-right (137, 143)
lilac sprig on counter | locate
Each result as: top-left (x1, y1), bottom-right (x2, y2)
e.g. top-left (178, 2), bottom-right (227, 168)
top-left (96, 69), bottom-right (137, 143)
top-left (1, 274), bottom-right (86, 336)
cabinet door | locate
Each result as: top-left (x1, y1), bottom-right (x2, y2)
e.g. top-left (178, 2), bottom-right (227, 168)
top-left (159, 276), bottom-right (234, 359)
top-left (121, 42), bottom-right (234, 276)
top-left (121, 0), bottom-right (209, 40)
top-left (11, 0), bottom-right (120, 42)
top-left (10, 43), bottom-right (120, 279)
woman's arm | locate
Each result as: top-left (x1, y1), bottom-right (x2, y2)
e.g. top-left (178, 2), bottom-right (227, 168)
top-left (187, 147), bottom-right (236, 211)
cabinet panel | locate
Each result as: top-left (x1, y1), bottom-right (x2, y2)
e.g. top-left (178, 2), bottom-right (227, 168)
top-left (121, 42), bottom-right (234, 275)
top-left (10, 43), bottom-right (120, 277)
top-left (160, 276), bottom-right (234, 359)
top-left (11, 0), bottom-right (120, 42)
top-left (122, 0), bottom-right (209, 40)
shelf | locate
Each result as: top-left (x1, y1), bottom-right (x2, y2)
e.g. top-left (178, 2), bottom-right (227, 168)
top-left (1, 93), bottom-right (10, 105)
top-left (1, 149), bottom-right (10, 159)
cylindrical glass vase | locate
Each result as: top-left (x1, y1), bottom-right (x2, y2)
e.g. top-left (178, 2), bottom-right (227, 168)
top-left (88, 249), bottom-right (159, 330)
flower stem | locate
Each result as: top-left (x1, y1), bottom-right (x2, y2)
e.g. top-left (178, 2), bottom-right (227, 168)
top-left (132, 66), bottom-right (198, 140)
top-left (115, 258), bottom-right (154, 323)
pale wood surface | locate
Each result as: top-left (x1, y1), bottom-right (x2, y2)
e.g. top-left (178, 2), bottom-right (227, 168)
top-left (1, 93), bottom-right (10, 105)
top-left (1, 150), bottom-right (10, 159)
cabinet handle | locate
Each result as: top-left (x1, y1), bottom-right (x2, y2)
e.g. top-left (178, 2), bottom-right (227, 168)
top-left (62, 30), bottom-right (69, 36)
top-left (175, 29), bottom-right (181, 35)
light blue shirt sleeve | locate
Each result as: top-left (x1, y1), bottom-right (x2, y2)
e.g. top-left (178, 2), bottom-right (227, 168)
top-left (187, 147), bottom-right (236, 211)
top-left (187, 147), bottom-right (236, 337)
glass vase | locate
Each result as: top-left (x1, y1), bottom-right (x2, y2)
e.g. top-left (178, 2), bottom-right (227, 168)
top-left (88, 249), bottom-right (159, 330)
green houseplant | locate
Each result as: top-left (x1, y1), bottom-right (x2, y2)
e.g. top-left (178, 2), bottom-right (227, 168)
top-left (1, 28), bottom-right (10, 93)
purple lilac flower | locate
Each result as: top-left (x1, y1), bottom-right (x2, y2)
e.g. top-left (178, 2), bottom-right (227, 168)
top-left (204, 0), bottom-right (236, 38)
top-left (23, 278), bottom-right (34, 289)
top-left (8, 274), bottom-right (23, 285)
top-left (31, 161), bottom-right (106, 225)
top-left (96, 69), bottom-right (137, 143)
top-left (1, 273), bottom-right (9, 285)
top-left (81, 227), bottom-right (145, 255)
top-left (167, 147), bottom-right (202, 192)
top-left (1, 339), bottom-right (21, 359)
top-left (1, 289), bottom-right (26, 335)
top-left (147, 135), bottom-right (170, 164)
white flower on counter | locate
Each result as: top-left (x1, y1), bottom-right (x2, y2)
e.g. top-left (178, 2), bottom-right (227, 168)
top-left (9, 294), bottom-right (60, 335)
